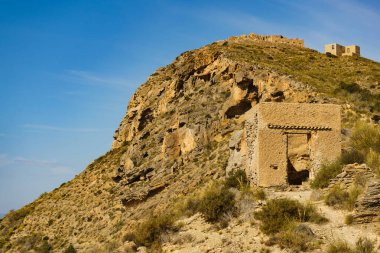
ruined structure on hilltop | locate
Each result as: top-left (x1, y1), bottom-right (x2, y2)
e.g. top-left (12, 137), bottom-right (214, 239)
top-left (227, 33), bottom-right (304, 47)
top-left (325, 43), bottom-right (360, 57)
top-left (228, 103), bottom-right (341, 187)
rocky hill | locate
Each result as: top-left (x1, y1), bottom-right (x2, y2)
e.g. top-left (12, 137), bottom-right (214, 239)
top-left (1, 34), bottom-right (380, 253)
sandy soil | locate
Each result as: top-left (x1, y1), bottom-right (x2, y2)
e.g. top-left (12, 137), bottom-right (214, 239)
top-left (154, 189), bottom-right (379, 253)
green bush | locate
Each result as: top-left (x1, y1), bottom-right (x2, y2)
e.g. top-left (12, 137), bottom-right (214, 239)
top-left (197, 183), bottom-right (236, 222)
top-left (254, 198), bottom-right (327, 235)
top-left (128, 212), bottom-right (179, 247)
top-left (224, 169), bottom-right (249, 189)
top-left (311, 160), bottom-right (343, 189)
top-left (252, 187), bottom-right (266, 200)
top-left (345, 214), bottom-right (354, 225)
top-left (341, 149), bottom-right (365, 165)
top-left (336, 82), bottom-right (362, 93)
top-left (64, 244), bottom-right (77, 253)
top-left (0, 238), bottom-right (5, 249)
top-left (350, 123), bottom-right (380, 154)
top-left (366, 150), bottom-right (380, 177)
top-left (35, 240), bottom-right (52, 253)
top-left (346, 123), bottom-right (380, 177)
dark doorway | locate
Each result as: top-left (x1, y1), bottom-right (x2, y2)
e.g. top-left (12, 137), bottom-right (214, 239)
top-left (286, 133), bottom-right (311, 185)
top-left (287, 159), bottom-right (310, 185)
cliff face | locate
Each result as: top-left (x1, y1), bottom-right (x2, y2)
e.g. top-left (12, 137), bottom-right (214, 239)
top-left (1, 34), bottom-right (380, 252)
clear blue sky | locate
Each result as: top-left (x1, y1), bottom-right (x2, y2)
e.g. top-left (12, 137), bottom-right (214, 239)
top-left (1, 0), bottom-right (379, 214)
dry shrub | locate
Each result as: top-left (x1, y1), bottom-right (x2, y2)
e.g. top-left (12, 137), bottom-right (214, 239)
top-left (350, 123), bottom-right (380, 177)
top-left (252, 187), bottom-right (266, 200)
top-left (341, 148), bottom-right (365, 165)
top-left (313, 123), bottom-right (380, 189)
top-left (64, 245), bottom-right (77, 253)
top-left (354, 237), bottom-right (376, 253)
top-left (350, 123), bottom-right (380, 155)
top-left (325, 184), bottom-right (362, 210)
top-left (325, 186), bottom-right (349, 208)
top-left (326, 237), bottom-right (376, 253)
top-left (345, 214), bottom-right (354, 225)
top-left (224, 169), bottom-right (249, 189)
top-left (271, 223), bottom-right (318, 252)
top-left (126, 212), bottom-right (179, 248)
top-left (354, 173), bottom-right (368, 188)
top-left (177, 171), bottom-right (249, 224)
top-left (311, 160), bottom-right (343, 189)
top-left (366, 149), bottom-right (380, 177)
top-left (326, 240), bottom-right (353, 253)
top-left (197, 183), bottom-right (236, 222)
top-left (254, 198), bottom-right (327, 235)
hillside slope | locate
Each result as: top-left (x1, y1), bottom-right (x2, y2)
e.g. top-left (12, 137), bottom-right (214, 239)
top-left (1, 34), bottom-right (380, 252)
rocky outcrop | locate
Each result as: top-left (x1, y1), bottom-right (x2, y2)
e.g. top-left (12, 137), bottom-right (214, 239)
top-left (354, 179), bottom-right (380, 223)
top-left (327, 164), bottom-right (373, 190)
top-left (326, 163), bottom-right (380, 223)
top-left (2, 34), bottom-right (380, 252)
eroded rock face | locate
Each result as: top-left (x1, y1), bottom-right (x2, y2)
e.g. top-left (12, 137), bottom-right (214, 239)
top-left (326, 163), bottom-right (380, 223)
top-left (354, 181), bottom-right (380, 223)
top-left (4, 35), bottom-right (379, 252)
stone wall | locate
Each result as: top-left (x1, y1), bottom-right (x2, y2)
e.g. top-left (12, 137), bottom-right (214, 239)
top-left (342, 45), bottom-right (360, 56)
top-left (227, 33), bottom-right (304, 47)
top-left (324, 43), bottom-right (360, 57)
top-left (245, 102), bottom-right (341, 187)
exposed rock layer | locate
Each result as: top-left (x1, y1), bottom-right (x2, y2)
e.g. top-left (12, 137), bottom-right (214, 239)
top-left (1, 34), bottom-right (380, 252)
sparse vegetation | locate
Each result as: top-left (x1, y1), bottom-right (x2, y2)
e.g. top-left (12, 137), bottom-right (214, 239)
top-left (0, 205), bottom-right (35, 250)
top-left (350, 123), bottom-right (380, 155)
top-left (251, 187), bottom-right (266, 200)
top-left (224, 169), bottom-right (249, 189)
top-left (354, 237), bottom-right (376, 253)
top-left (4, 38), bottom-right (380, 252)
top-left (177, 170), bottom-right (253, 223)
top-left (312, 123), bottom-right (380, 190)
top-left (326, 237), bottom-right (376, 253)
top-left (345, 214), bottom-right (354, 225)
top-left (125, 212), bottom-right (179, 249)
top-left (341, 148), bottom-right (365, 165)
top-left (36, 240), bottom-right (52, 253)
top-left (311, 160), bottom-right (343, 189)
top-left (350, 123), bottom-right (380, 177)
top-left (125, 170), bottom-right (251, 250)
top-left (366, 150), bottom-right (380, 177)
top-left (254, 198), bottom-right (327, 235)
top-left (64, 244), bottom-right (77, 253)
top-left (326, 240), bottom-right (353, 253)
top-left (325, 184), bottom-right (362, 210)
top-left (270, 223), bottom-right (318, 252)
top-left (197, 183), bottom-right (236, 222)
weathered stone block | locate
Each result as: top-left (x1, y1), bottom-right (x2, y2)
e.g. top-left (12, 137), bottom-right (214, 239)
top-left (245, 102), bottom-right (341, 187)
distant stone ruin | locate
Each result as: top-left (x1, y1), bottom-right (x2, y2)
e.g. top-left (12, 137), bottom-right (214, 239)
top-left (325, 43), bottom-right (360, 57)
top-left (227, 33), bottom-right (304, 47)
top-left (227, 102), bottom-right (341, 187)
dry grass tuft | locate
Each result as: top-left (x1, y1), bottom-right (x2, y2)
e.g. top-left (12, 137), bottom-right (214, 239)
top-left (254, 198), bottom-right (327, 235)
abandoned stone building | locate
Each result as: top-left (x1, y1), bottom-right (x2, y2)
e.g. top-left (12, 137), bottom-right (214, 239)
top-left (325, 43), bottom-right (360, 57)
top-left (227, 103), bottom-right (341, 187)
top-left (227, 33), bottom-right (304, 47)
